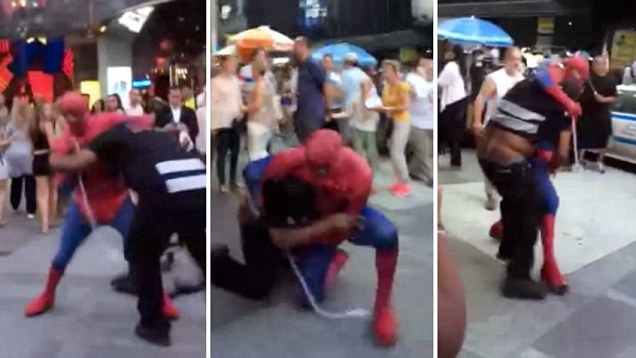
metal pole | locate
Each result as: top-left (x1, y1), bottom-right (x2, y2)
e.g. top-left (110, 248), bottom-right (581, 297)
top-left (211, 0), bottom-right (218, 55)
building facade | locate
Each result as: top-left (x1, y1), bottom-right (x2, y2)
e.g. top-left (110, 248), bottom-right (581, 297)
top-left (244, 0), bottom-right (431, 54)
top-left (438, 0), bottom-right (594, 50)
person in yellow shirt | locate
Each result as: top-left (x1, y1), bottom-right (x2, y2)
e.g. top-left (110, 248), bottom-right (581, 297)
top-left (380, 60), bottom-right (412, 197)
top-left (182, 86), bottom-right (197, 111)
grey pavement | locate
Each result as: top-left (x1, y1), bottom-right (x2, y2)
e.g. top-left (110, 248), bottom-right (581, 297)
top-left (210, 141), bottom-right (434, 358)
top-left (441, 150), bottom-right (636, 358)
top-left (0, 202), bottom-right (205, 358)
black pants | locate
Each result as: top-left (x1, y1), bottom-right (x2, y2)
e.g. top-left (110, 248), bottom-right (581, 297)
top-left (439, 98), bottom-right (468, 167)
top-left (215, 128), bottom-right (240, 185)
top-left (130, 190), bottom-right (206, 334)
top-left (211, 218), bottom-right (283, 299)
top-left (294, 117), bottom-right (325, 144)
top-left (479, 159), bottom-right (542, 279)
top-left (11, 175), bottom-right (36, 214)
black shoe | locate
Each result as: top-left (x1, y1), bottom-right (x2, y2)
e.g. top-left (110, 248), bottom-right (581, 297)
top-left (135, 323), bottom-right (171, 347)
top-left (501, 277), bottom-right (549, 300)
top-left (496, 248), bottom-right (512, 262)
top-left (111, 273), bottom-right (138, 295)
top-left (211, 243), bottom-right (230, 259)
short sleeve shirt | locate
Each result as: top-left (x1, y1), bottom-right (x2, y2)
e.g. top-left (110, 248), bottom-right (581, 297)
top-left (382, 81), bottom-right (411, 122)
top-left (296, 58), bottom-right (326, 123)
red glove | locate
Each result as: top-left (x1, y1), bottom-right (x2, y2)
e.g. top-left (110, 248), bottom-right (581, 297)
top-left (566, 101), bottom-right (582, 119)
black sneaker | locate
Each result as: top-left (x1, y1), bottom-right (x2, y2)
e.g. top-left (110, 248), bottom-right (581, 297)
top-left (501, 277), bottom-right (549, 300)
top-left (111, 273), bottom-right (138, 295)
top-left (211, 243), bottom-right (230, 259)
top-left (135, 323), bottom-right (171, 347)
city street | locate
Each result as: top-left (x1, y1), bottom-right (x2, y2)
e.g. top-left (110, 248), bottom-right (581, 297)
top-left (211, 148), bottom-right (434, 358)
top-left (441, 150), bottom-right (636, 358)
top-left (0, 206), bottom-right (206, 358)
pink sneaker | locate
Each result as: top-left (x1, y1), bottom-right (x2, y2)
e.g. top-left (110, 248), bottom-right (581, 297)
top-left (387, 182), bottom-right (401, 191)
top-left (392, 183), bottom-right (412, 197)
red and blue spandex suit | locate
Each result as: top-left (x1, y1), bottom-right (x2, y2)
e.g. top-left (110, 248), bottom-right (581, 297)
top-left (243, 129), bottom-right (399, 346)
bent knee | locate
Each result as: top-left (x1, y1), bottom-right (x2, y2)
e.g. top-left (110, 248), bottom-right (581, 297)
top-left (372, 223), bottom-right (399, 250)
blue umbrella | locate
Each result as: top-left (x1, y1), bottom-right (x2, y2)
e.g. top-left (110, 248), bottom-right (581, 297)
top-left (312, 43), bottom-right (378, 67)
top-left (438, 17), bottom-right (514, 47)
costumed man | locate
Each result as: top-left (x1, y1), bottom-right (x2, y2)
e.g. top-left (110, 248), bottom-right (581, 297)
top-left (24, 92), bottom-right (178, 320)
top-left (250, 129), bottom-right (399, 345)
top-left (477, 56), bottom-right (588, 299)
top-left (213, 130), bottom-right (399, 345)
top-left (44, 121), bottom-right (206, 347)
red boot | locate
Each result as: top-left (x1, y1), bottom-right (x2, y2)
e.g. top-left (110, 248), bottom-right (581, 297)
top-left (324, 249), bottom-right (349, 290)
top-left (374, 304), bottom-right (398, 346)
top-left (540, 215), bottom-right (568, 295)
top-left (25, 267), bottom-right (63, 317)
top-left (373, 249), bottom-right (399, 346)
top-left (489, 220), bottom-right (503, 241)
top-left (162, 294), bottom-right (180, 320)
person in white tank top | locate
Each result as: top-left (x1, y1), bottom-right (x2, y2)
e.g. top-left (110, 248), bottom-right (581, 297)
top-left (245, 59), bottom-right (278, 162)
top-left (472, 47), bottom-right (524, 210)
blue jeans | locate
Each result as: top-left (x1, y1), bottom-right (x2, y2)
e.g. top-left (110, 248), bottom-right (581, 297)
top-left (295, 206), bottom-right (398, 308)
top-left (52, 197), bottom-right (135, 271)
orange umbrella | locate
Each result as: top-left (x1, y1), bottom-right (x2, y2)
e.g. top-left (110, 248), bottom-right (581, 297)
top-left (231, 26), bottom-right (293, 62)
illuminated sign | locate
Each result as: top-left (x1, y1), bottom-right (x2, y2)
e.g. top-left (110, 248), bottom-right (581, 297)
top-left (132, 79), bottom-right (152, 88)
top-left (118, 6), bottom-right (154, 33)
top-left (107, 67), bottom-right (132, 108)
top-left (299, 0), bottom-right (327, 30)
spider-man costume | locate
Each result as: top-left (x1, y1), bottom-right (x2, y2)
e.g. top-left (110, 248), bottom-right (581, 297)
top-left (24, 92), bottom-right (178, 319)
top-left (488, 56), bottom-right (588, 294)
top-left (244, 129), bottom-right (400, 346)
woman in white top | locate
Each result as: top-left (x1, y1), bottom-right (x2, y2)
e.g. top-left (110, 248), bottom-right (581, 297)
top-left (244, 59), bottom-right (278, 162)
top-left (195, 89), bottom-right (207, 157)
top-left (334, 79), bottom-right (380, 172)
top-left (4, 98), bottom-right (36, 218)
top-left (211, 55), bottom-right (244, 193)
top-left (406, 59), bottom-right (435, 184)
top-left (0, 98), bottom-right (9, 226)
top-left (438, 44), bottom-right (468, 169)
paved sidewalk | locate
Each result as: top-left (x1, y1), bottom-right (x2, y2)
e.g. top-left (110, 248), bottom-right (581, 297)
top-left (0, 205), bottom-right (205, 358)
top-left (211, 153), bottom-right (434, 358)
top-left (441, 150), bottom-right (636, 358)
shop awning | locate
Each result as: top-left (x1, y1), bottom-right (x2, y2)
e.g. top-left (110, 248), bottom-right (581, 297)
top-left (438, 0), bottom-right (575, 18)
top-left (316, 29), bottom-right (431, 52)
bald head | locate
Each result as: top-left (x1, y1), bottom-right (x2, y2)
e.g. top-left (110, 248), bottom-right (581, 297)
top-left (293, 37), bottom-right (311, 62)
top-left (503, 46), bottom-right (522, 74)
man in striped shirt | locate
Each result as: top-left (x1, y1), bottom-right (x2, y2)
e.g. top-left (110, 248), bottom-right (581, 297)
top-left (49, 121), bottom-right (206, 347)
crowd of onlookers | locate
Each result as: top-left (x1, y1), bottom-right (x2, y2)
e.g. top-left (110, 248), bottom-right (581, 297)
top-left (211, 37), bottom-right (435, 197)
top-left (0, 85), bottom-right (207, 233)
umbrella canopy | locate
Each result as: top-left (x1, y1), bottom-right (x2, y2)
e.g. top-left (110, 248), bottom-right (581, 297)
top-left (312, 43), bottom-right (378, 67)
top-left (229, 26), bottom-right (294, 62)
top-left (438, 17), bottom-right (514, 47)
top-left (215, 45), bottom-right (237, 57)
